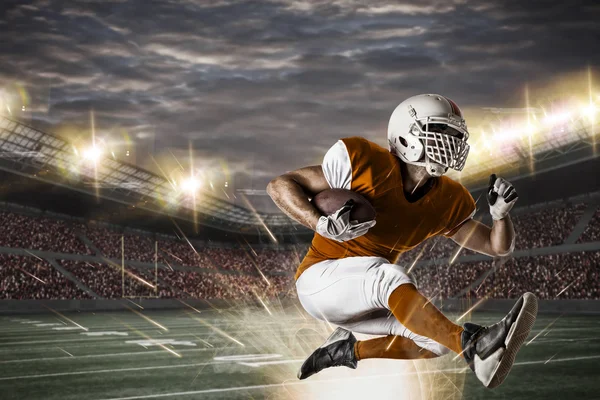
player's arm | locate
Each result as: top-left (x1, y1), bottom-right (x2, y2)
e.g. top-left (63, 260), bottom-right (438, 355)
top-left (266, 166), bottom-right (329, 230)
top-left (268, 140), bottom-right (375, 241)
top-left (451, 174), bottom-right (517, 257)
top-left (450, 217), bottom-right (515, 257)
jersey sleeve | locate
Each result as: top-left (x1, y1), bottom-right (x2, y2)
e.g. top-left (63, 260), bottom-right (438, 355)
top-left (322, 140), bottom-right (352, 190)
top-left (442, 184), bottom-right (477, 237)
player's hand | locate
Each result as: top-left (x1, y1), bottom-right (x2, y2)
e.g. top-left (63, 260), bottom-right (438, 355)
top-left (487, 174), bottom-right (518, 220)
top-left (316, 199), bottom-right (376, 242)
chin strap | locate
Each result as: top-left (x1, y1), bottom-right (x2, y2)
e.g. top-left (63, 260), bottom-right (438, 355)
top-left (392, 147), bottom-right (449, 177)
top-left (425, 157), bottom-right (447, 177)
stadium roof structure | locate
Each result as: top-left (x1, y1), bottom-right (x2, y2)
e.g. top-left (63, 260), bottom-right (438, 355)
top-left (0, 115), bottom-right (306, 235)
top-left (447, 104), bottom-right (598, 187)
top-left (0, 111), bottom-right (597, 234)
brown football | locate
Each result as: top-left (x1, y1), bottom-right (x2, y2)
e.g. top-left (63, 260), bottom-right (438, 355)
top-left (311, 189), bottom-right (376, 223)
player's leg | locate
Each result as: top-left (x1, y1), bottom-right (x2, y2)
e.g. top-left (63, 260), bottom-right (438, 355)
top-left (387, 283), bottom-right (464, 354)
top-left (355, 335), bottom-right (439, 360)
top-left (338, 310), bottom-right (449, 361)
top-left (296, 257), bottom-right (538, 387)
top-left (295, 256), bottom-right (429, 379)
top-left (298, 258), bottom-right (464, 355)
top-left (386, 281), bottom-right (538, 388)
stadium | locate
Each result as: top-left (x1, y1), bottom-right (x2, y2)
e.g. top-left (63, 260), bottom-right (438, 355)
top-left (1, 98), bottom-right (599, 399)
top-left (1, 1), bottom-right (600, 399)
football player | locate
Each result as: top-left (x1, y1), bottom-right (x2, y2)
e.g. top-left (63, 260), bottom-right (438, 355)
top-left (267, 94), bottom-right (537, 389)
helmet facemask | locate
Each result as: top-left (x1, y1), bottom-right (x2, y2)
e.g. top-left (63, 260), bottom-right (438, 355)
top-left (418, 119), bottom-right (470, 172)
top-left (397, 116), bottom-right (470, 176)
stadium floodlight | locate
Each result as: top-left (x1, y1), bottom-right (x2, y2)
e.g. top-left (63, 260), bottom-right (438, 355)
top-left (180, 176), bottom-right (201, 193)
top-left (82, 145), bottom-right (102, 163)
top-left (580, 103), bottom-right (598, 120)
top-left (542, 110), bottom-right (572, 126)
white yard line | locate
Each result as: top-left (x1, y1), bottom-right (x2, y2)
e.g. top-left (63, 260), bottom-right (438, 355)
top-left (0, 318), bottom-right (307, 334)
top-left (0, 325), bottom-right (318, 347)
top-left (2, 352), bottom-right (599, 383)
top-left (95, 354), bottom-right (600, 400)
top-left (0, 346), bottom-right (235, 364)
top-left (0, 361), bottom-right (225, 381)
top-left (1, 332), bottom-right (596, 360)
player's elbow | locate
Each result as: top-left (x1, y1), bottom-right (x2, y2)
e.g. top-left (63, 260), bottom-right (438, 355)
top-left (491, 241), bottom-right (515, 258)
top-left (266, 176), bottom-right (285, 200)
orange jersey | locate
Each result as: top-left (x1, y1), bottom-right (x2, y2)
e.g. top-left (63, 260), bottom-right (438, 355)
top-left (295, 136), bottom-right (476, 280)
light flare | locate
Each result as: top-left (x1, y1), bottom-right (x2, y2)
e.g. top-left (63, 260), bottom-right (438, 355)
top-left (171, 218), bottom-right (198, 255)
top-left (125, 306), bottom-right (169, 332)
top-left (17, 268), bottom-right (46, 285)
top-left (42, 306), bottom-right (88, 331)
top-left (102, 258), bottom-right (156, 290)
top-left (555, 280), bottom-right (576, 298)
top-left (456, 297), bottom-right (487, 322)
top-left (526, 315), bottom-right (562, 346)
top-left (253, 290), bottom-right (273, 316)
top-left (241, 193), bottom-right (278, 244)
top-left (186, 313), bottom-right (245, 347)
top-left (385, 336), bottom-right (398, 351)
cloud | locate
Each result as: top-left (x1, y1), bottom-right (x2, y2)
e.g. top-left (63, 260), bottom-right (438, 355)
top-left (0, 0), bottom-right (599, 211)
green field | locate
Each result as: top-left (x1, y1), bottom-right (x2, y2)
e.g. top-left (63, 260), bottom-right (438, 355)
top-left (0, 304), bottom-right (599, 400)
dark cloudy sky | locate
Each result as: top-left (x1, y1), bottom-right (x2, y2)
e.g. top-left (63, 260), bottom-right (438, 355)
top-left (1, 0), bottom-right (599, 211)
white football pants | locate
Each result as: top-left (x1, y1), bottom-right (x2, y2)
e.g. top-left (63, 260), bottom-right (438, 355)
top-left (296, 256), bottom-right (450, 356)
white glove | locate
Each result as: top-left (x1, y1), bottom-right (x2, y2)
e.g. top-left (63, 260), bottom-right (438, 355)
top-left (487, 174), bottom-right (518, 220)
top-left (315, 199), bottom-right (376, 242)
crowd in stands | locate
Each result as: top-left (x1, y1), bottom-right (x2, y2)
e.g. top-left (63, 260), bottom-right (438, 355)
top-left (253, 249), bottom-right (301, 273)
top-left (159, 269), bottom-right (295, 300)
top-left (159, 269), bottom-right (223, 299)
top-left (472, 252), bottom-right (600, 300)
top-left (0, 203), bottom-right (598, 301)
top-left (579, 206), bottom-right (600, 243)
top-left (159, 240), bottom-right (216, 270)
top-left (0, 254), bottom-right (87, 299)
top-left (83, 226), bottom-right (161, 263)
top-left (512, 203), bottom-right (587, 249)
top-left (405, 236), bottom-right (462, 263)
top-left (204, 248), bottom-right (256, 273)
top-left (60, 260), bottom-right (172, 299)
top-left (0, 211), bottom-right (91, 254)
top-left (411, 261), bottom-right (493, 299)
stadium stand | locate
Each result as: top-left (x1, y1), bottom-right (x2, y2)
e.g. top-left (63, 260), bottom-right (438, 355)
top-left (578, 206), bottom-right (600, 243)
top-left (83, 225), bottom-right (162, 263)
top-left (204, 248), bottom-right (256, 273)
top-left (59, 260), bottom-right (165, 299)
top-left (253, 248), bottom-right (303, 273)
top-left (512, 203), bottom-right (588, 249)
top-left (158, 269), bottom-right (225, 299)
top-left (0, 211), bottom-right (91, 254)
top-left (0, 194), bottom-right (598, 301)
top-left (158, 240), bottom-right (217, 269)
top-left (0, 254), bottom-right (89, 299)
top-left (411, 261), bottom-right (493, 299)
top-left (460, 252), bottom-right (600, 300)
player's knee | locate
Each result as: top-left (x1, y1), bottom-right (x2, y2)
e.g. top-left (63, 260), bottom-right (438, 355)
top-left (373, 263), bottom-right (416, 308)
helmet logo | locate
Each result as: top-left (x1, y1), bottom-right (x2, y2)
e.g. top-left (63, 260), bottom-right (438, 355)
top-left (408, 105), bottom-right (417, 118)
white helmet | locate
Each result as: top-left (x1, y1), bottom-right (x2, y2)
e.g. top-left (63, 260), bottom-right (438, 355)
top-left (387, 94), bottom-right (470, 177)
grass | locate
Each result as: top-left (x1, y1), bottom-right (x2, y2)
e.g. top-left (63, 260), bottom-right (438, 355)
top-left (0, 304), bottom-right (598, 400)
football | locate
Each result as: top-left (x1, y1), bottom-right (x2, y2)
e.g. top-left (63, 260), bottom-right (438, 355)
top-left (311, 188), bottom-right (376, 223)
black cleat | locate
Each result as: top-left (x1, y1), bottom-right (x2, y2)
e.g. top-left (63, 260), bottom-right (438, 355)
top-left (297, 327), bottom-right (358, 380)
top-left (461, 292), bottom-right (538, 388)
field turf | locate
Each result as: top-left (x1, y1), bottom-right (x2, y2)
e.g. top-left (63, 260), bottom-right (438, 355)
top-left (0, 305), bottom-right (599, 399)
